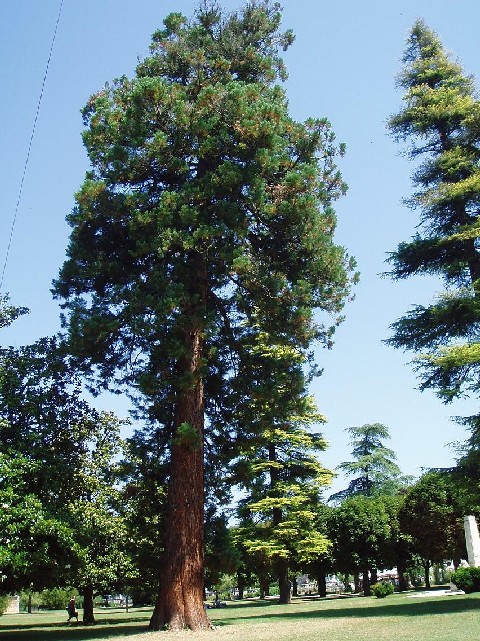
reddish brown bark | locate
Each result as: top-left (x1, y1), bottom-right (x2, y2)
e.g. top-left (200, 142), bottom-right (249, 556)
top-left (150, 253), bottom-right (212, 631)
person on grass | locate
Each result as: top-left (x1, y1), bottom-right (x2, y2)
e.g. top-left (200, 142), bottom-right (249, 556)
top-left (67, 596), bottom-right (78, 623)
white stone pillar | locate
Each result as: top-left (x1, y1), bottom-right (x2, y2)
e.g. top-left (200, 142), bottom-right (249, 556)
top-left (464, 515), bottom-right (480, 567)
top-left (5, 595), bottom-right (20, 614)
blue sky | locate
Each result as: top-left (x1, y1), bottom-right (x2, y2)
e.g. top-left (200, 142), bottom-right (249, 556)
top-left (1, 0), bottom-right (479, 495)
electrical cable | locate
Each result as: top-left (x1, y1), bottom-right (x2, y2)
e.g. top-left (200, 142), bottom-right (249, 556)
top-left (0, 0), bottom-right (65, 291)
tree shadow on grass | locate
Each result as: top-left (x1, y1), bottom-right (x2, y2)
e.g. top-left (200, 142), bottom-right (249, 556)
top-left (212, 596), bottom-right (480, 625)
top-left (218, 600), bottom-right (282, 610)
top-left (0, 614), bottom-right (152, 641)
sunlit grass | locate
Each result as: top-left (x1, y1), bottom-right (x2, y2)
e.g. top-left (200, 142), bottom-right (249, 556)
top-left (1, 593), bottom-right (479, 641)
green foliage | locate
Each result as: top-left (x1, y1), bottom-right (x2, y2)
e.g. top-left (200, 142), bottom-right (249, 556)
top-left (0, 449), bottom-right (78, 594)
top-left (52, 1), bottom-right (356, 624)
top-left (451, 415), bottom-right (480, 507)
top-left (0, 294), bottom-right (28, 331)
top-left (0, 337), bottom-right (109, 507)
top-left (117, 432), bottom-right (168, 601)
top-left (213, 574), bottom-right (237, 599)
top-left (328, 495), bottom-right (395, 576)
top-left (64, 412), bottom-right (137, 607)
top-left (387, 20), bottom-right (480, 419)
top-left (451, 567), bottom-right (480, 593)
top-left (205, 511), bottom-right (241, 589)
top-left (18, 592), bottom-right (42, 611)
top-left (232, 329), bottom-right (333, 586)
top-left (371, 581), bottom-right (394, 598)
top-left (0, 333), bottom-right (133, 605)
top-left (52, 0), bottom-right (356, 480)
top-left (40, 588), bottom-right (77, 611)
top-left (329, 423), bottom-right (411, 503)
top-left (0, 595), bottom-right (8, 615)
top-left (399, 471), bottom-right (466, 566)
top-left (173, 421), bottom-right (202, 449)
top-left (233, 386), bottom-right (332, 589)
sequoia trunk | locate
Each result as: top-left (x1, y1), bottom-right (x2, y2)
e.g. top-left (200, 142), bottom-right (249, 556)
top-left (149, 252), bottom-right (211, 631)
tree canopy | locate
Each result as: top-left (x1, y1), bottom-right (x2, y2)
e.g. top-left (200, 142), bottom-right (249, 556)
top-left (328, 495), bottom-right (393, 596)
top-left (329, 423), bottom-right (409, 503)
top-left (387, 20), bottom-right (480, 403)
top-left (0, 330), bottom-right (132, 622)
top-left (399, 471), bottom-right (466, 587)
top-left (233, 339), bottom-right (332, 603)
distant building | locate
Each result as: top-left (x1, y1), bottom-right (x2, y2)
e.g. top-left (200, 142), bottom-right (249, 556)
top-left (5, 595), bottom-right (20, 614)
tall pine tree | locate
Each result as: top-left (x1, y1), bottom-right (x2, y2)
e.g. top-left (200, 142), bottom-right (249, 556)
top-left (387, 21), bottom-right (480, 404)
top-left (53, 2), bottom-right (355, 629)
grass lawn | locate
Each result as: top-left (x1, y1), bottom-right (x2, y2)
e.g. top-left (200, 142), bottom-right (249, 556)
top-left (1, 592), bottom-right (479, 641)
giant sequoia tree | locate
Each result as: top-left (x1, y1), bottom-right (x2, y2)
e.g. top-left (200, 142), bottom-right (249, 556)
top-left (53, 2), bottom-right (355, 630)
top-left (387, 21), bottom-right (480, 402)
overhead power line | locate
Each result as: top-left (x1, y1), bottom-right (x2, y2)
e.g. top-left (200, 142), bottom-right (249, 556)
top-left (0, 0), bottom-right (65, 291)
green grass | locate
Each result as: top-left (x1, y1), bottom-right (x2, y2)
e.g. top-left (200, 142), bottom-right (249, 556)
top-left (1, 593), bottom-right (479, 641)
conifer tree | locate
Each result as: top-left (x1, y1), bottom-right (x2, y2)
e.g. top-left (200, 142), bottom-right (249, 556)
top-left (329, 423), bottom-right (408, 504)
top-left (232, 332), bottom-right (332, 604)
top-left (53, 2), bottom-right (355, 629)
top-left (387, 21), bottom-right (480, 407)
top-left (0, 294), bottom-right (28, 330)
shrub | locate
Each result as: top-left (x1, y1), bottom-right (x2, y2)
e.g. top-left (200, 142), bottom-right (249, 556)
top-left (371, 581), bottom-right (394, 598)
top-left (19, 592), bottom-right (43, 612)
top-left (128, 585), bottom-right (155, 607)
top-left (451, 567), bottom-right (480, 594)
top-left (40, 588), bottom-right (81, 610)
top-left (0, 595), bottom-right (9, 615)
